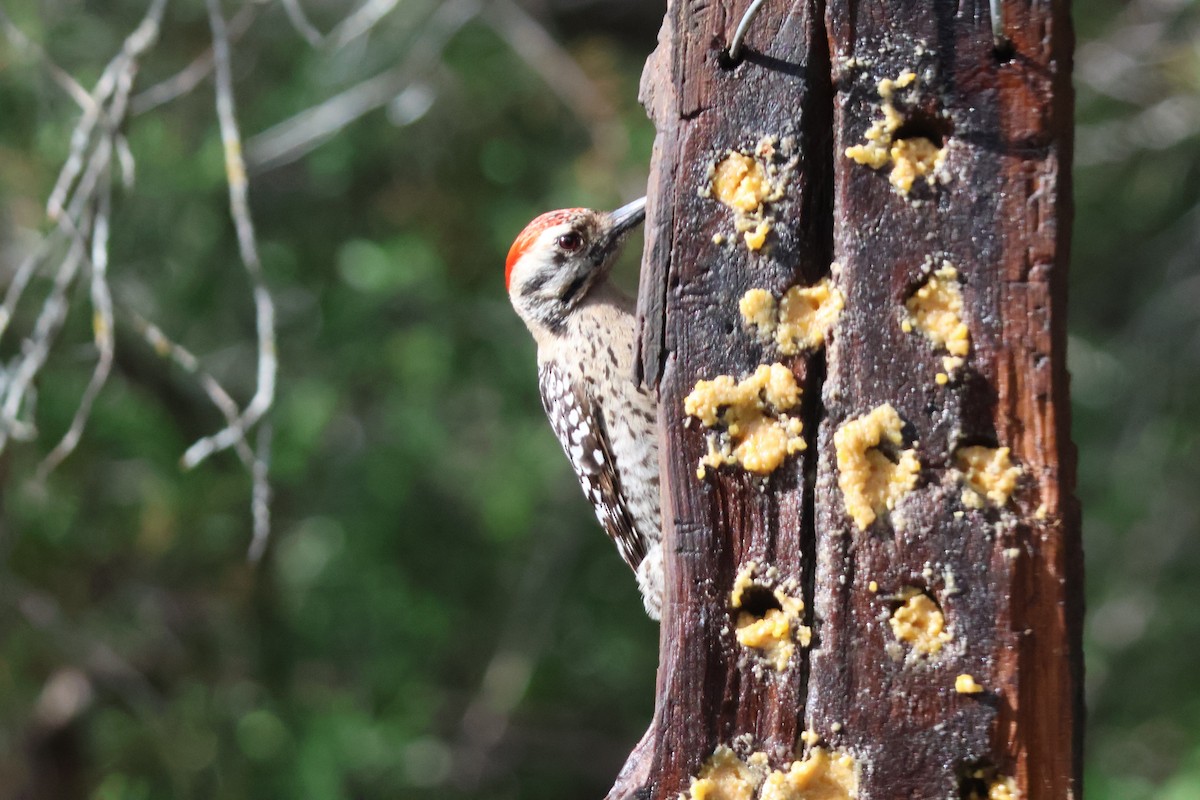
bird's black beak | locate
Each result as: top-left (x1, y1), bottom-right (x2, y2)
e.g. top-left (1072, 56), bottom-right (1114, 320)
top-left (587, 197), bottom-right (647, 280)
top-left (606, 197), bottom-right (647, 241)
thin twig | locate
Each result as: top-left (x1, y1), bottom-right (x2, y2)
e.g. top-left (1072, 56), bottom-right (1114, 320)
top-left (0, 135), bottom-right (113, 448)
top-left (329, 0), bottom-right (400, 49)
top-left (249, 423), bottom-right (273, 562)
top-left (0, 220), bottom-right (91, 448)
top-left (18, 0), bottom-right (164, 471)
top-left (482, 0), bottom-right (620, 154)
top-left (0, 8), bottom-right (93, 109)
top-left (126, 305), bottom-right (265, 551)
top-left (281, 0), bottom-right (324, 47)
top-left (1077, 94), bottom-right (1200, 166)
top-left (247, 0), bottom-right (481, 170)
top-left (131, 49), bottom-right (214, 115)
top-left (1, 0), bottom-right (278, 547)
top-left (46, 0), bottom-right (168, 220)
top-left (36, 181), bottom-right (116, 481)
top-left (115, 133), bottom-right (137, 188)
top-left (125, 310), bottom-right (255, 467)
top-left (0, 229), bottom-right (63, 344)
top-left (130, 3), bottom-right (258, 116)
top-left (184, 0), bottom-right (278, 470)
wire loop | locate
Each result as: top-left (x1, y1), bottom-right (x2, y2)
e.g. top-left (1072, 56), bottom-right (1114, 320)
top-left (728, 0), bottom-right (767, 62)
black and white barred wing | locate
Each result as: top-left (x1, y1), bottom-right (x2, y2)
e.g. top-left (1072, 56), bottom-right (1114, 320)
top-left (537, 362), bottom-right (648, 571)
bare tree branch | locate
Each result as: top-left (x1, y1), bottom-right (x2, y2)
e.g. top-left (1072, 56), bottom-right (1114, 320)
top-left (0, 230), bottom-right (64, 344)
top-left (34, 5), bottom-right (158, 477)
top-left (0, 0), bottom-right (644, 557)
top-left (281, 0), bottom-right (324, 47)
top-left (130, 3), bottom-right (259, 116)
top-left (249, 423), bottom-right (273, 561)
top-left (46, 0), bottom-right (168, 221)
top-left (482, 0), bottom-right (623, 155)
top-left (0, 229), bottom-right (89, 447)
top-left (246, 0), bottom-right (482, 170)
top-left (183, 0), bottom-right (278, 473)
top-left (1078, 94), bottom-right (1200, 166)
top-left (328, 0), bottom-right (401, 50)
top-left (0, 136), bottom-right (110, 450)
top-left (35, 185), bottom-right (115, 481)
top-left (124, 310), bottom-right (255, 468)
top-left (0, 7), bottom-right (93, 110)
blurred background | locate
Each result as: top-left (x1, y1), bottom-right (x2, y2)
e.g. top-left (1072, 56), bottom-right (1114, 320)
top-left (0, 0), bottom-right (1195, 798)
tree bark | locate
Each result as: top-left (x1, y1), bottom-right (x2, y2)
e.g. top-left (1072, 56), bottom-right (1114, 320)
top-left (619, 1), bottom-right (1080, 799)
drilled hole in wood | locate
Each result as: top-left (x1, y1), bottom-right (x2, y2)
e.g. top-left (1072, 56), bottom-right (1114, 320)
top-left (730, 567), bottom-right (810, 673)
top-left (834, 404), bottom-right (921, 530)
top-left (717, 47), bottom-right (740, 71)
top-left (685, 365), bottom-right (807, 479)
top-left (888, 587), bottom-right (952, 656)
top-left (955, 444), bottom-right (1023, 510)
top-left (957, 434), bottom-right (1001, 451)
top-left (956, 760), bottom-right (995, 799)
top-left (893, 113), bottom-right (952, 149)
top-left (994, 39), bottom-right (1016, 63)
top-left (884, 583), bottom-right (928, 609)
top-left (957, 760), bottom-right (1017, 800)
top-left (736, 583), bottom-right (784, 619)
top-left (871, 437), bottom-right (905, 464)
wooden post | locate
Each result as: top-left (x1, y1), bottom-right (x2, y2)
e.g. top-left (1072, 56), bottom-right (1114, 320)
top-left (619, 1), bottom-right (1080, 799)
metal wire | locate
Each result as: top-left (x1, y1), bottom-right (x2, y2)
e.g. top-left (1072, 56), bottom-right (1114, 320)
top-left (989, 0), bottom-right (1009, 50)
top-left (728, 0), bottom-right (768, 62)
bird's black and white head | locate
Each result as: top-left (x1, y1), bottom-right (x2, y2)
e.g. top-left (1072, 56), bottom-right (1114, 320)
top-left (505, 198), bottom-right (646, 335)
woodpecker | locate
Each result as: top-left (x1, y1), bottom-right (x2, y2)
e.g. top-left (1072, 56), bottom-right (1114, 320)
top-left (505, 197), bottom-right (663, 620)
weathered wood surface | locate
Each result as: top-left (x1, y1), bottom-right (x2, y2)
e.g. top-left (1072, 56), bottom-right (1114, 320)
top-left (621, 1), bottom-right (1080, 799)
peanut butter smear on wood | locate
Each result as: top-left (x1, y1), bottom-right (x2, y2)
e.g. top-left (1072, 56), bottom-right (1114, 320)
top-left (686, 747), bottom-right (858, 800)
top-left (833, 404), bottom-right (919, 530)
top-left (760, 748), bottom-right (858, 800)
top-left (844, 70), bottom-right (947, 195)
top-left (905, 263), bottom-right (969, 361)
top-left (956, 446), bottom-right (1022, 509)
top-left (685, 364), bottom-right (806, 479)
top-left (713, 152), bottom-right (769, 214)
top-left (740, 279), bottom-right (845, 355)
top-left (686, 747), bottom-right (769, 800)
top-left (956, 673), bottom-right (985, 694)
top-left (707, 139), bottom-right (791, 251)
top-left (730, 563), bottom-right (811, 672)
top-left (889, 589), bottom-right (951, 655)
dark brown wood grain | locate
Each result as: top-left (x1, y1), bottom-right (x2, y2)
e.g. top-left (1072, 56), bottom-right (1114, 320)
top-left (620, 2), bottom-right (1080, 799)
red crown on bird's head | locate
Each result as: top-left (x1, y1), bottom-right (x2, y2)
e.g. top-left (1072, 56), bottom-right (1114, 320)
top-left (506, 208), bottom-right (584, 291)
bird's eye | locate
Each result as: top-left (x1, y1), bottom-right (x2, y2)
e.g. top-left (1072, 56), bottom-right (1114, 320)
top-left (557, 232), bottom-right (584, 252)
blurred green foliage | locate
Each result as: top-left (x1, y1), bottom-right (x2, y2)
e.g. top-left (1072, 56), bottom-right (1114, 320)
top-left (0, 1), bottom-right (1196, 798)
